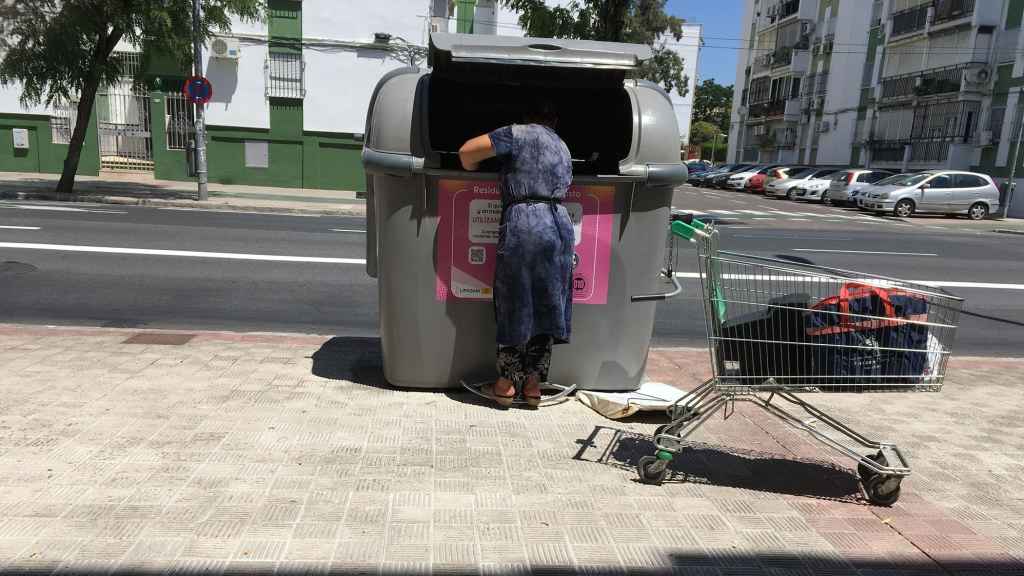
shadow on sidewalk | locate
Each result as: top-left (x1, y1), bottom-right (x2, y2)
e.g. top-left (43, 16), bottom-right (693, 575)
top-left (310, 336), bottom-right (389, 390)
top-left (575, 426), bottom-right (862, 503)
top-left (0, 554), bottom-right (1019, 575)
top-left (0, 176), bottom-right (201, 201)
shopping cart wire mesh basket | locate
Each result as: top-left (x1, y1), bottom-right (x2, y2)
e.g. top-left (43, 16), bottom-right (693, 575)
top-left (638, 218), bottom-right (964, 506)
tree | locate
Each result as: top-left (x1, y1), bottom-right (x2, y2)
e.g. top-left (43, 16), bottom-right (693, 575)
top-left (500, 0), bottom-right (690, 97)
top-left (689, 120), bottom-right (719, 146)
top-left (692, 78), bottom-right (733, 134)
top-left (0, 0), bottom-right (263, 195)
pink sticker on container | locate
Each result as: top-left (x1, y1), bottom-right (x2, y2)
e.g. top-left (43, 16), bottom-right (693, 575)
top-left (436, 179), bottom-right (613, 305)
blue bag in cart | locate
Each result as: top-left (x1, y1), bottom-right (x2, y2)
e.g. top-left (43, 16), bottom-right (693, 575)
top-left (805, 283), bottom-right (930, 388)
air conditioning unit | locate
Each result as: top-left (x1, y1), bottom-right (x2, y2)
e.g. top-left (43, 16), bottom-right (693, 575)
top-left (965, 65), bottom-right (992, 86)
top-left (818, 120), bottom-right (831, 133)
top-left (210, 36), bottom-right (241, 60)
top-left (979, 130), bottom-right (994, 145)
top-left (800, 21), bottom-right (815, 35)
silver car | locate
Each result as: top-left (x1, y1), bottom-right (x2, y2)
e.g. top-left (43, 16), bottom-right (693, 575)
top-left (861, 171), bottom-right (1001, 220)
top-left (826, 169), bottom-right (894, 206)
top-left (765, 167), bottom-right (839, 199)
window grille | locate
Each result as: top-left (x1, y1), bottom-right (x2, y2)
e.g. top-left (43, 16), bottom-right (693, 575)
top-left (265, 52), bottom-right (305, 99)
top-left (165, 93), bottom-right (195, 151)
top-left (50, 100), bottom-right (77, 145)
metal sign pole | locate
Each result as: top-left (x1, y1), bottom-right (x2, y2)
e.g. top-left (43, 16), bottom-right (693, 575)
top-left (192, 0), bottom-right (209, 201)
top-left (1005, 101), bottom-right (1024, 219)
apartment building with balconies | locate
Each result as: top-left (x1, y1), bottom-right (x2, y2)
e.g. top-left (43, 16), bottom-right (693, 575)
top-left (729, 0), bottom-right (873, 166)
top-left (729, 0), bottom-right (1024, 214)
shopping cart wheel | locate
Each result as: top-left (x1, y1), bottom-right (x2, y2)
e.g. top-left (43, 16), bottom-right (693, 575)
top-left (864, 474), bottom-right (902, 507)
top-left (637, 455), bottom-right (669, 485)
top-left (857, 451), bottom-right (887, 483)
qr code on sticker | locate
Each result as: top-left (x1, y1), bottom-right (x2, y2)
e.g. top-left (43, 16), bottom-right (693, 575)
top-left (468, 246), bottom-right (486, 265)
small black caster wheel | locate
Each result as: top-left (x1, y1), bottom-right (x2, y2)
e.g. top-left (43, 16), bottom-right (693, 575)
top-left (654, 424), bottom-right (669, 437)
top-left (637, 455), bottom-right (669, 485)
top-left (865, 474), bottom-right (901, 506)
top-left (858, 451), bottom-right (887, 482)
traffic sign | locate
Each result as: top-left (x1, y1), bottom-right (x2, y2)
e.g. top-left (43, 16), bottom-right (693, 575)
top-left (183, 75), bottom-right (214, 105)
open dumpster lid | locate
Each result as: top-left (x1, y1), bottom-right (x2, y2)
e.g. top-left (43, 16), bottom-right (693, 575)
top-left (429, 32), bottom-right (651, 70)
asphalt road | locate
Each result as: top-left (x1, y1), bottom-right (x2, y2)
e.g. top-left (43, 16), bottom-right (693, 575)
top-left (1, 195), bottom-right (1022, 356)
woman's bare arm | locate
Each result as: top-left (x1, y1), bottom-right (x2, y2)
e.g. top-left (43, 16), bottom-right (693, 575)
top-left (459, 134), bottom-right (496, 171)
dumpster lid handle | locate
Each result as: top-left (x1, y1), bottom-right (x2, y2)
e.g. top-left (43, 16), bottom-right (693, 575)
top-left (430, 32), bottom-right (650, 70)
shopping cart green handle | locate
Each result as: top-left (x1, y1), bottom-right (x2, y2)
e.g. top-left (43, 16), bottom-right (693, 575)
top-left (671, 218), bottom-right (707, 241)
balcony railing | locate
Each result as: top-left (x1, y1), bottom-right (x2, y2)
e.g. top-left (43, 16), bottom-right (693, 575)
top-left (880, 63), bottom-right (971, 100)
top-left (932, 0), bottom-right (974, 25)
top-left (771, 46), bottom-right (794, 68)
top-left (891, 2), bottom-right (929, 37)
top-left (749, 100), bottom-right (787, 119)
top-left (774, 128), bottom-right (798, 148)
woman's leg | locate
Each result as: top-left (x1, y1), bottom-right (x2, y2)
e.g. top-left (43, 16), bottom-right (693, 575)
top-left (522, 335), bottom-right (554, 399)
top-left (495, 344), bottom-right (526, 398)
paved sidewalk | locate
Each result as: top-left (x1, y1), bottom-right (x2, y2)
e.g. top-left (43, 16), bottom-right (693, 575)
top-left (0, 324), bottom-right (1022, 575)
top-left (0, 172), bottom-right (366, 216)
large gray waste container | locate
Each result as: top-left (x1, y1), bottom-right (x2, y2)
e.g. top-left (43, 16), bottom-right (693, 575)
top-left (362, 32), bottom-right (687, 391)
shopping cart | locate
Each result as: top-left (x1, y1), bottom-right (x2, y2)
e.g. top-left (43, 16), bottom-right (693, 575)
top-left (637, 217), bottom-right (963, 506)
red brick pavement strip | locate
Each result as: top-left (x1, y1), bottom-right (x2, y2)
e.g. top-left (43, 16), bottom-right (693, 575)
top-left (1, 325), bottom-right (1022, 574)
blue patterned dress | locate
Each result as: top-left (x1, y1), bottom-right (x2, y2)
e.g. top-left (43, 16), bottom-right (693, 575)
top-left (488, 124), bottom-right (575, 347)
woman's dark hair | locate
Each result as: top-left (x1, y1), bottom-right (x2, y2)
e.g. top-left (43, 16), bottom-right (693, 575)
top-left (523, 96), bottom-right (558, 127)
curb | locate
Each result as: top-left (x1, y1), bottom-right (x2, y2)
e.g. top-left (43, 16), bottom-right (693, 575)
top-left (993, 228), bottom-right (1024, 236)
top-left (0, 189), bottom-right (367, 217)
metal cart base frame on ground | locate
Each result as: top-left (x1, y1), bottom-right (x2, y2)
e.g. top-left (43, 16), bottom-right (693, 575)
top-left (637, 218), bottom-right (963, 506)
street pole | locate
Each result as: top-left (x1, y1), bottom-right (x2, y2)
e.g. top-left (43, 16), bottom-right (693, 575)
top-left (712, 132), bottom-right (718, 164)
top-left (192, 0), bottom-right (209, 201)
top-left (1005, 103), bottom-right (1024, 219)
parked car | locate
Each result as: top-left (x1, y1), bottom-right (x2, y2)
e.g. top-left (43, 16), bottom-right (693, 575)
top-left (791, 172), bottom-right (846, 202)
top-left (691, 163), bottom-right (748, 187)
top-left (708, 164), bottom-right (757, 188)
top-left (744, 165), bottom-right (792, 193)
top-left (860, 170), bottom-right (1000, 219)
top-left (765, 167), bottom-right (841, 199)
top-left (726, 165), bottom-right (780, 190)
top-left (686, 161), bottom-right (709, 176)
top-left (826, 169), bottom-right (895, 206)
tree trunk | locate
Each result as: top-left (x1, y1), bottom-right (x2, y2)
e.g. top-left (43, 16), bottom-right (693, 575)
top-left (55, 28), bottom-right (123, 195)
top-left (56, 79), bottom-right (101, 195)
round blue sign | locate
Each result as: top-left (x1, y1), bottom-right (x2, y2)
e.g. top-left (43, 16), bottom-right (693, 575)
top-left (183, 76), bottom-right (214, 104)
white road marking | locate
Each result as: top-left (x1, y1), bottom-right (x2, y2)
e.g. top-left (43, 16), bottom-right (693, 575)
top-left (752, 217), bottom-right (775, 220)
top-left (767, 211), bottom-right (800, 216)
top-left (329, 229), bottom-right (366, 233)
top-left (737, 210), bottom-right (771, 215)
top-left (672, 272), bottom-right (1024, 290)
top-left (789, 218), bottom-right (810, 221)
top-left (0, 225), bottom-right (40, 230)
top-left (158, 207), bottom-right (322, 217)
top-left (794, 249), bottom-right (937, 257)
top-left (0, 242), bottom-right (365, 264)
top-left (711, 210), bottom-right (738, 215)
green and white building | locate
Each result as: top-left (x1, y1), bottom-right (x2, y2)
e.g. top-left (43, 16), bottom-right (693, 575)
top-left (728, 0), bottom-right (1024, 216)
top-left (0, 0), bottom-right (700, 193)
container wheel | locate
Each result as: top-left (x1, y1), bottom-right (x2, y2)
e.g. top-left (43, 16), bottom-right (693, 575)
top-left (654, 424), bottom-right (668, 437)
top-left (857, 451), bottom-right (887, 483)
top-left (637, 455), bottom-right (669, 485)
top-left (865, 474), bottom-right (901, 506)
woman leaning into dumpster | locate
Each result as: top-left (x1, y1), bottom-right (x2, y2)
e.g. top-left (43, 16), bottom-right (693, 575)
top-left (457, 98), bottom-right (574, 408)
